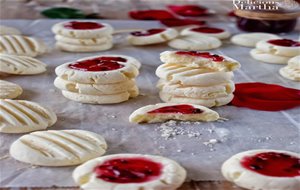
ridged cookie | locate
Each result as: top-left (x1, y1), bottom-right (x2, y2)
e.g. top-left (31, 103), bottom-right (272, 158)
top-left (256, 39), bottom-right (300, 57)
top-left (279, 55), bottom-right (300, 81)
top-left (55, 34), bottom-right (113, 46)
top-left (0, 35), bottom-right (47, 57)
top-left (73, 154), bottom-right (187, 190)
top-left (160, 92), bottom-right (234, 107)
top-left (0, 80), bottom-right (23, 99)
top-left (158, 80), bottom-right (235, 99)
top-left (54, 77), bottom-right (136, 95)
top-left (56, 41), bottom-right (113, 52)
top-left (181, 26), bottom-right (231, 40)
top-left (61, 86), bottom-right (139, 104)
top-left (231, 33), bottom-right (279, 47)
top-left (168, 35), bottom-right (221, 50)
top-left (0, 99), bottom-right (57, 133)
top-left (128, 28), bottom-right (178, 45)
top-left (0, 25), bottom-right (21, 35)
top-left (156, 63), bottom-right (233, 86)
top-left (52, 21), bottom-right (113, 39)
top-left (250, 49), bottom-right (290, 64)
top-left (129, 103), bottom-right (219, 123)
top-left (0, 53), bottom-right (47, 75)
top-left (160, 51), bottom-right (240, 72)
top-left (55, 55), bottom-right (139, 84)
top-left (10, 130), bottom-right (107, 166)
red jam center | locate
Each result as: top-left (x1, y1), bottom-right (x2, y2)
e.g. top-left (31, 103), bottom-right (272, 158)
top-left (131, 28), bottom-right (166, 36)
top-left (69, 57), bottom-right (126, 72)
top-left (148, 104), bottom-right (203, 114)
top-left (191, 27), bottom-right (224, 33)
top-left (64, 21), bottom-right (104, 30)
top-left (241, 152), bottom-right (300, 177)
top-left (94, 158), bottom-right (162, 183)
top-left (268, 39), bottom-right (300, 47)
top-left (176, 51), bottom-right (224, 62)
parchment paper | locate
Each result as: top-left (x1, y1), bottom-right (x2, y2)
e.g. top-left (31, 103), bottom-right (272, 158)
top-left (0, 19), bottom-right (299, 187)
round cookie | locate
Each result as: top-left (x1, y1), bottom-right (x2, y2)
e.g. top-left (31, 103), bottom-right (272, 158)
top-left (158, 80), bottom-right (235, 99)
top-left (222, 149), bottom-right (300, 190)
top-left (61, 86), bottom-right (139, 104)
top-left (156, 63), bottom-right (234, 86)
top-left (181, 26), bottom-right (231, 40)
top-left (0, 25), bottom-right (21, 35)
top-left (160, 51), bottom-right (240, 72)
top-left (168, 35), bottom-right (222, 50)
top-left (256, 39), bottom-right (300, 57)
top-left (231, 33), bottom-right (279, 47)
top-left (0, 99), bottom-right (57, 133)
top-left (159, 92), bottom-right (234, 107)
top-left (10, 130), bottom-right (107, 166)
top-left (73, 154), bottom-right (187, 190)
top-left (55, 34), bottom-right (113, 46)
top-left (129, 103), bottom-right (219, 123)
top-left (0, 53), bottom-right (47, 75)
top-left (0, 35), bottom-right (47, 57)
top-left (127, 28), bottom-right (178, 45)
top-left (0, 80), bottom-right (23, 99)
top-left (250, 49), bottom-right (290, 64)
top-left (54, 77), bottom-right (136, 95)
top-left (55, 55), bottom-right (139, 84)
top-left (56, 41), bottom-right (113, 52)
top-left (52, 21), bottom-right (113, 39)
top-left (279, 55), bottom-right (300, 81)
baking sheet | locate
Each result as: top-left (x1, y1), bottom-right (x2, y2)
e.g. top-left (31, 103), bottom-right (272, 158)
top-left (0, 19), bottom-right (299, 187)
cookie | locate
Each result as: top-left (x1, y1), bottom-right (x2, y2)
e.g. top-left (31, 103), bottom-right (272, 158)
top-left (0, 53), bottom-right (47, 75)
top-left (156, 63), bottom-right (234, 86)
top-left (52, 21), bottom-right (113, 39)
top-left (61, 86), bottom-right (139, 104)
top-left (0, 99), bottom-right (57, 133)
top-left (158, 80), bottom-right (235, 99)
top-left (10, 130), bottom-right (107, 166)
top-left (222, 149), bottom-right (300, 190)
top-left (0, 25), bottom-right (21, 35)
top-left (0, 80), bottom-right (23, 99)
top-left (159, 92), bottom-right (234, 107)
top-left (55, 55), bottom-right (139, 84)
top-left (256, 39), bottom-right (300, 57)
top-left (168, 35), bottom-right (221, 50)
top-left (55, 34), bottom-right (113, 46)
top-left (73, 154), bottom-right (186, 190)
top-left (250, 49), bottom-right (290, 64)
top-left (129, 103), bottom-right (219, 123)
top-left (231, 33), bottom-right (279, 47)
top-left (54, 77), bottom-right (136, 95)
top-left (127, 28), bottom-right (178, 45)
top-left (56, 41), bottom-right (113, 52)
top-left (160, 51), bottom-right (240, 71)
top-left (279, 55), bottom-right (300, 81)
top-left (181, 26), bottom-right (231, 40)
top-left (0, 35), bottom-right (47, 57)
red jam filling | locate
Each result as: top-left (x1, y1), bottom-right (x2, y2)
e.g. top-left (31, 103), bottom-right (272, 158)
top-left (231, 83), bottom-right (300, 111)
top-left (241, 152), bottom-right (300, 177)
top-left (63, 21), bottom-right (104, 30)
top-left (268, 39), bottom-right (300, 47)
top-left (69, 57), bottom-right (126, 72)
top-left (94, 158), bottom-right (162, 183)
top-left (148, 104), bottom-right (203, 114)
top-left (176, 51), bottom-right (224, 62)
top-left (129, 10), bottom-right (175, 20)
top-left (191, 27), bottom-right (224, 33)
top-left (131, 28), bottom-right (166, 36)
top-left (168, 5), bottom-right (209, 17)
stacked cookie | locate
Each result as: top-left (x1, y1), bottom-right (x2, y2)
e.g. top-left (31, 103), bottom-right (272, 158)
top-left (54, 55), bottom-right (141, 104)
top-left (250, 38), bottom-right (300, 64)
top-left (156, 51), bottom-right (240, 107)
top-left (52, 21), bottom-right (114, 52)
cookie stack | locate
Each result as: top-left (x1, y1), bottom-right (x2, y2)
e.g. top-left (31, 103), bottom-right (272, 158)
top-left (54, 55), bottom-right (141, 104)
top-left (250, 38), bottom-right (300, 64)
top-left (156, 51), bottom-right (241, 107)
top-left (52, 21), bottom-right (114, 52)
